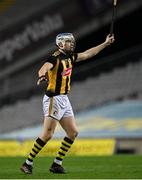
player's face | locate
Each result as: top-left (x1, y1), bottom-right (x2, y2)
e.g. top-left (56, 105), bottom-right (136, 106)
top-left (64, 40), bottom-right (75, 52)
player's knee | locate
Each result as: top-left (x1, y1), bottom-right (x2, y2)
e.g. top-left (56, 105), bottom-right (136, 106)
top-left (74, 130), bottom-right (79, 138)
top-left (46, 134), bottom-right (53, 141)
top-left (68, 130), bottom-right (78, 140)
top-left (40, 132), bottom-right (53, 142)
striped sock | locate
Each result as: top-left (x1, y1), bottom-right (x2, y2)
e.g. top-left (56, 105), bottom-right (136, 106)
top-left (26, 137), bottom-right (46, 165)
top-left (54, 137), bottom-right (74, 165)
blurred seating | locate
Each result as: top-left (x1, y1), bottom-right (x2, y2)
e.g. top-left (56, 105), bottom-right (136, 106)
top-left (0, 95), bottom-right (43, 133)
top-left (69, 59), bottom-right (142, 112)
top-left (0, 0), bottom-right (55, 30)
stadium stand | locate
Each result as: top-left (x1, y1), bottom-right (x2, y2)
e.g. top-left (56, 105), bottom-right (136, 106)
top-left (0, 95), bottom-right (42, 133)
top-left (0, 0), bottom-right (57, 30)
top-left (70, 59), bottom-right (142, 112)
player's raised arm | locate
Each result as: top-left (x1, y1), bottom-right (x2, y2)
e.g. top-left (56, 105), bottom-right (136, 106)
top-left (76, 34), bottom-right (115, 62)
top-left (37, 62), bottom-right (53, 85)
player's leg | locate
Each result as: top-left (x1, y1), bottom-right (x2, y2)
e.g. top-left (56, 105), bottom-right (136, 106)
top-left (20, 95), bottom-right (59, 174)
top-left (60, 116), bottom-right (78, 140)
top-left (50, 116), bottom-right (78, 173)
top-left (20, 117), bottom-right (57, 174)
top-left (49, 95), bottom-right (78, 173)
top-left (55, 116), bottom-right (78, 162)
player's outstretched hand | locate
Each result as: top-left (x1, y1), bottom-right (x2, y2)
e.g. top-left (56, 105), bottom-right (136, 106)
top-left (105, 34), bottom-right (115, 46)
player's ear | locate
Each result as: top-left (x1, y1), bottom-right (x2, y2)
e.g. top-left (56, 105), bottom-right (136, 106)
top-left (58, 42), bottom-right (64, 48)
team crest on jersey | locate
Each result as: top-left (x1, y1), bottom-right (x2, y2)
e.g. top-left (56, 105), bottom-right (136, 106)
top-left (62, 68), bottom-right (72, 77)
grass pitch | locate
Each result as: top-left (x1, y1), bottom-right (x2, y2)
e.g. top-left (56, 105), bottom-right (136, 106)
top-left (0, 155), bottom-right (142, 179)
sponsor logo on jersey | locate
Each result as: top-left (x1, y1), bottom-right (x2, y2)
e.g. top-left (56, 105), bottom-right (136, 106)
top-left (62, 67), bottom-right (72, 77)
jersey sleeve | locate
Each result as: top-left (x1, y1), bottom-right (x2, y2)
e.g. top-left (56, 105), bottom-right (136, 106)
top-left (45, 55), bottom-right (57, 69)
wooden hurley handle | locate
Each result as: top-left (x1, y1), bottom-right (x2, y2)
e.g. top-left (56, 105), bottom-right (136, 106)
top-left (113, 0), bottom-right (117, 6)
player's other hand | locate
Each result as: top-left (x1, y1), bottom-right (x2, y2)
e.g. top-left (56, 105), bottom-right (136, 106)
top-left (37, 75), bottom-right (47, 85)
top-left (105, 34), bottom-right (115, 46)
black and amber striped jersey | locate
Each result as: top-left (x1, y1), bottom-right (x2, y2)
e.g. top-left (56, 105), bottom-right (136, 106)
top-left (45, 50), bottom-right (78, 97)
